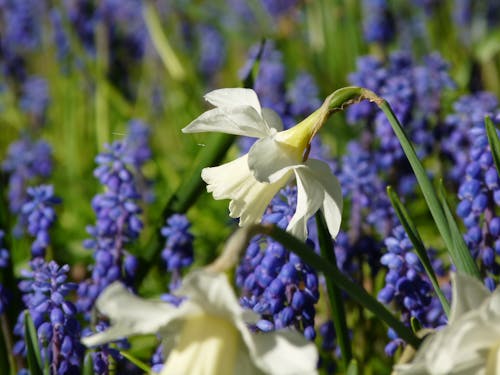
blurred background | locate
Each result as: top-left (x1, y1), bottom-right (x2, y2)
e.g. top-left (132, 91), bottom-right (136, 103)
top-left (2, 0), bottom-right (500, 373)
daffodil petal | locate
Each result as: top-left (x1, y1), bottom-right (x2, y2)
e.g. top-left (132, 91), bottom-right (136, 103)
top-left (247, 329), bottom-right (319, 375)
top-left (202, 154), bottom-right (291, 226)
top-left (248, 136), bottom-right (299, 183)
top-left (234, 347), bottom-right (266, 375)
top-left (176, 271), bottom-right (259, 324)
top-left (262, 108), bottom-right (284, 132)
top-left (449, 273), bottom-right (490, 324)
top-left (204, 88), bottom-right (262, 114)
top-left (287, 165), bottom-right (324, 240)
top-left (161, 314), bottom-right (240, 375)
top-left (81, 282), bottom-right (184, 347)
top-left (182, 106), bottom-right (271, 138)
top-left (306, 159), bottom-right (343, 238)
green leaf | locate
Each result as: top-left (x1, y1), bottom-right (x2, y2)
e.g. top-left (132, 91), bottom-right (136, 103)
top-left (387, 187), bottom-right (450, 316)
top-left (143, 1), bottom-right (185, 80)
top-left (0, 317), bottom-right (12, 375)
top-left (24, 311), bottom-right (43, 375)
top-left (120, 351), bottom-right (152, 373)
top-left (346, 359), bottom-right (358, 375)
top-left (410, 317), bottom-right (422, 334)
top-left (82, 352), bottom-right (94, 375)
top-left (315, 212), bottom-right (352, 369)
top-left (375, 97), bottom-right (480, 279)
top-left (262, 225), bottom-right (421, 348)
top-left (485, 116), bottom-right (500, 177)
top-left (437, 181), bottom-right (480, 278)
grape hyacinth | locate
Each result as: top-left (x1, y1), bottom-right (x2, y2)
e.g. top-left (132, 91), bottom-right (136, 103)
top-left (21, 184), bottom-right (61, 258)
top-left (0, 230), bottom-right (10, 315)
top-left (1, 0), bottom-right (43, 53)
top-left (451, 96), bottom-right (500, 288)
top-left (2, 137), bottom-right (53, 216)
top-left (442, 92), bottom-right (499, 185)
top-left (77, 122), bottom-right (152, 316)
top-left (378, 225), bottom-right (447, 355)
top-left (361, 0), bottom-right (395, 44)
top-left (160, 214), bottom-right (194, 291)
top-left (236, 187), bottom-right (320, 340)
top-left (196, 24), bottom-right (226, 81)
top-left (339, 141), bottom-right (395, 239)
top-left (14, 259), bottom-right (84, 374)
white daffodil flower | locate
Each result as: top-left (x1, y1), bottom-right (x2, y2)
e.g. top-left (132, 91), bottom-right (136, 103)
top-left (182, 88), bottom-right (342, 240)
top-left (394, 273), bottom-right (500, 375)
top-left (82, 271), bottom-right (318, 375)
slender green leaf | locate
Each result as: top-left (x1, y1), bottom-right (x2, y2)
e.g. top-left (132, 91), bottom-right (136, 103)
top-left (143, 0), bottom-right (185, 80)
top-left (346, 359), bottom-right (358, 375)
top-left (485, 116), bottom-right (500, 177)
top-left (376, 98), bottom-right (480, 279)
top-left (410, 317), bottom-right (422, 334)
top-left (261, 225), bottom-right (421, 348)
top-left (120, 351), bottom-right (152, 373)
top-left (24, 311), bottom-right (43, 375)
top-left (387, 187), bottom-right (450, 316)
top-left (0, 315), bottom-right (16, 375)
top-left (315, 212), bottom-right (352, 369)
top-left (82, 352), bottom-right (94, 375)
top-left (437, 181), bottom-right (480, 278)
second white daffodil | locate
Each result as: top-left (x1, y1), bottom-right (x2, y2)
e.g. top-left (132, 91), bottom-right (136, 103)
top-left (82, 271), bottom-right (318, 375)
top-left (395, 273), bottom-right (500, 375)
top-left (182, 88), bottom-right (342, 240)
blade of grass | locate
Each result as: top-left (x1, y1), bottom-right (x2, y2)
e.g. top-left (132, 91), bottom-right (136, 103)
top-left (485, 116), bottom-right (500, 176)
top-left (143, 0), bottom-right (185, 81)
top-left (387, 187), bottom-right (450, 316)
top-left (437, 180), bottom-right (479, 277)
top-left (315, 212), bottom-right (352, 369)
top-left (24, 311), bottom-right (43, 375)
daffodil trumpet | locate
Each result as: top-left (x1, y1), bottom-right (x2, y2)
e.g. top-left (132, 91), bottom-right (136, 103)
top-left (182, 86), bottom-right (377, 240)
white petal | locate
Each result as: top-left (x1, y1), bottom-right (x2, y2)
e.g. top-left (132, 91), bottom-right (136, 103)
top-left (81, 282), bottom-right (182, 347)
top-left (176, 271), bottom-right (259, 324)
top-left (262, 108), bottom-right (284, 132)
top-left (248, 136), bottom-right (300, 183)
top-left (202, 154), bottom-right (291, 226)
top-left (306, 159), bottom-right (343, 238)
top-left (449, 273), bottom-right (490, 324)
top-left (245, 329), bottom-right (319, 375)
top-left (204, 88), bottom-right (262, 114)
top-left (160, 314), bottom-right (241, 375)
top-left (287, 166), bottom-right (325, 240)
top-left (182, 106), bottom-right (271, 138)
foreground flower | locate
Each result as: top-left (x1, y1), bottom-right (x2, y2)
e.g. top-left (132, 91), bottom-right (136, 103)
top-left (82, 270), bottom-right (318, 375)
top-left (394, 273), bottom-right (500, 375)
top-left (182, 88), bottom-right (342, 240)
